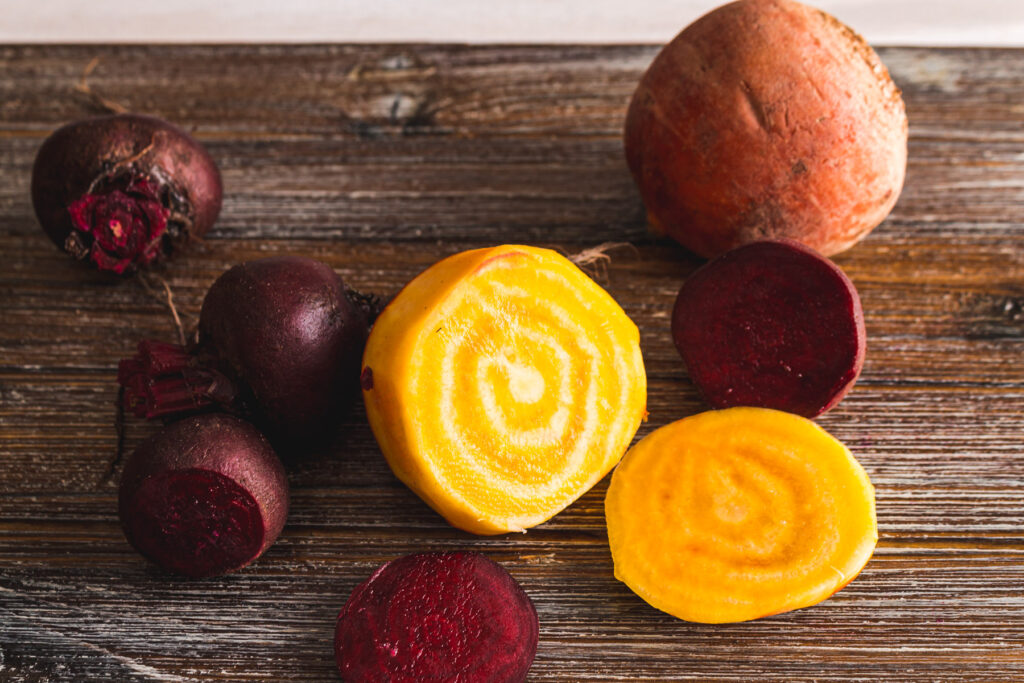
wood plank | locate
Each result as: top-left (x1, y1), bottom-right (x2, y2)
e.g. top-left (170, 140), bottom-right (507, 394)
top-left (1, 44), bottom-right (1022, 681)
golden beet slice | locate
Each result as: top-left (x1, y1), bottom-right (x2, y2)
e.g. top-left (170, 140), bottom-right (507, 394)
top-left (605, 407), bottom-right (876, 623)
top-left (363, 245), bottom-right (647, 534)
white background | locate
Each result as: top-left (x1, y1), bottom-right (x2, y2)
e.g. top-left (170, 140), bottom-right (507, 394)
top-left (4, 1), bottom-right (1024, 45)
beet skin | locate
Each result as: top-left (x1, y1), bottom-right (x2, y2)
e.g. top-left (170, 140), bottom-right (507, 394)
top-left (31, 113), bottom-right (222, 274)
top-left (624, 0), bottom-right (907, 257)
top-left (672, 239), bottom-right (865, 417)
top-left (335, 552), bottom-right (539, 683)
top-left (197, 256), bottom-right (369, 446)
top-left (118, 414), bottom-right (288, 578)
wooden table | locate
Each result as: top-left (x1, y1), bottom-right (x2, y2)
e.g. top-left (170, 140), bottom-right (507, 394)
top-left (1, 45), bottom-right (1022, 681)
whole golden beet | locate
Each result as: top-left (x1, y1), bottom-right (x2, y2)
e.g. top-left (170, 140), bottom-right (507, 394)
top-left (624, 0), bottom-right (907, 258)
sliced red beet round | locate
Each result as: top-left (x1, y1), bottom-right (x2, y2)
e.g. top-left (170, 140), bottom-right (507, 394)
top-left (671, 239), bottom-right (866, 418)
top-left (118, 414), bottom-right (288, 578)
top-left (335, 552), bottom-right (539, 683)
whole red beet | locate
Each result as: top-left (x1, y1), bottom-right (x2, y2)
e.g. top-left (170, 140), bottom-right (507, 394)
top-left (198, 256), bottom-right (369, 444)
top-left (118, 414), bottom-right (288, 578)
top-left (118, 256), bottom-right (372, 449)
top-left (335, 552), bottom-right (539, 683)
top-left (31, 114), bottom-right (222, 274)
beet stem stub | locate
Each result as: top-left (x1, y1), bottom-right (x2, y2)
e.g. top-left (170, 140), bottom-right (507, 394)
top-left (67, 180), bottom-right (169, 274)
top-left (335, 552), bottom-right (539, 683)
top-left (671, 239), bottom-right (866, 418)
top-left (118, 339), bottom-right (237, 419)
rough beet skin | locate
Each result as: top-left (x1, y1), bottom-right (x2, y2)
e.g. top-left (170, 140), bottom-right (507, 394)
top-left (624, 0), bottom-right (907, 258)
top-left (118, 414), bottom-right (288, 578)
top-left (335, 552), bottom-right (539, 683)
top-left (31, 113), bottom-right (222, 274)
top-left (672, 239), bottom-right (865, 417)
top-left (118, 256), bottom-right (371, 448)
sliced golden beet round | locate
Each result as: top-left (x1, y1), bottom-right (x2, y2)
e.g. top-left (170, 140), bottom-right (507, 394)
top-left (605, 407), bottom-right (876, 623)
top-left (363, 245), bottom-right (647, 534)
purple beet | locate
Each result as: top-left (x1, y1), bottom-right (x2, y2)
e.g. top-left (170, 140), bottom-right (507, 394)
top-left (335, 552), bottom-right (539, 683)
top-left (118, 414), bottom-right (288, 578)
top-left (31, 113), bottom-right (222, 274)
top-left (671, 238), bottom-right (866, 418)
top-left (118, 256), bottom-right (371, 447)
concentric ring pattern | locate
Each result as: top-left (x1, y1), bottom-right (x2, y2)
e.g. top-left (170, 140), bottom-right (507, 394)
top-left (362, 245), bottom-right (647, 535)
top-left (606, 407), bottom-right (877, 623)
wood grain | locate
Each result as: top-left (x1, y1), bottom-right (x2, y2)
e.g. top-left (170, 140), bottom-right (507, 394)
top-left (1, 44), bottom-right (1022, 681)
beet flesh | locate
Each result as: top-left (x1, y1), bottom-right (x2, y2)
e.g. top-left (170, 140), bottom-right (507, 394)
top-left (335, 552), bottom-right (539, 683)
top-left (197, 256), bottom-right (369, 446)
top-left (672, 239), bottom-right (865, 417)
top-left (118, 414), bottom-right (288, 578)
top-left (31, 113), bottom-right (222, 274)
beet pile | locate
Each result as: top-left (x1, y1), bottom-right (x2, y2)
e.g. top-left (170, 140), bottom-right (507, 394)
top-left (118, 255), bottom-right (372, 448)
top-left (27, 0), bottom-right (902, 669)
top-left (31, 114), bottom-right (222, 274)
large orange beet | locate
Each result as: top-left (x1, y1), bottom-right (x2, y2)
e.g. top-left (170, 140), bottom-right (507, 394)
top-left (624, 0), bottom-right (907, 258)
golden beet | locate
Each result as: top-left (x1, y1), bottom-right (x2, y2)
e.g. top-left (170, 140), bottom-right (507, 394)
top-left (605, 407), bottom-right (876, 623)
top-left (624, 0), bottom-right (907, 257)
top-left (363, 245), bottom-right (647, 535)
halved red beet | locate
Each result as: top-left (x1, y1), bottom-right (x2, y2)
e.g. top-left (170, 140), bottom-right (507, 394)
top-left (335, 552), bottom-right (539, 683)
top-left (671, 239), bottom-right (865, 417)
top-left (31, 113), bottom-right (222, 274)
top-left (118, 414), bottom-right (288, 578)
top-left (118, 255), bottom-right (372, 448)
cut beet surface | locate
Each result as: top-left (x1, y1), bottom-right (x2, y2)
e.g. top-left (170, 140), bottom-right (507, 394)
top-left (335, 552), bottom-right (539, 683)
top-left (118, 414), bottom-right (289, 578)
top-left (672, 239), bottom-right (865, 418)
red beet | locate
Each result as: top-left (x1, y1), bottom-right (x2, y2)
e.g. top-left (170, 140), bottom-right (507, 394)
top-left (118, 256), bottom-right (371, 447)
top-left (31, 114), bottom-right (222, 274)
top-left (118, 414), bottom-right (288, 578)
top-left (671, 239), bottom-right (865, 417)
top-left (335, 552), bottom-right (539, 683)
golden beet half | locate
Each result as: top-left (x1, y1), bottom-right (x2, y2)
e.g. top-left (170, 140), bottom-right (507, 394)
top-left (624, 0), bottom-right (908, 257)
top-left (606, 407), bottom-right (877, 623)
top-left (363, 245), bottom-right (647, 534)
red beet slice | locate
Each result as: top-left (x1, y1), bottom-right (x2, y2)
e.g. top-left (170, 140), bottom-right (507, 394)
top-left (31, 113), bottom-right (222, 274)
top-left (118, 414), bottom-right (288, 578)
top-left (671, 239), bottom-right (865, 417)
top-left (335, 552), bottom-right (539, 683)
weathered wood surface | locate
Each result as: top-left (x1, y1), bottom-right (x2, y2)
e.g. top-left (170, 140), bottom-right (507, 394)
top-left (0, 44), bottom-right (1022, 681)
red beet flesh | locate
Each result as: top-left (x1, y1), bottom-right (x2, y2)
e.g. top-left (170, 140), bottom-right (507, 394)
top-left (118, 414), bottom-right (288, 578)
top-left (672, 239), bottom-right (865, 417)
top-left (31, 114), bottom-right (222, 274)
top-left (335, 552), bottom-right (539, 683)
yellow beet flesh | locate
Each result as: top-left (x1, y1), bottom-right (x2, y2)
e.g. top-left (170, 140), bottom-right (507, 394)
top-left (363, 245), bottom-right (647, 535)
top-left (605, 407), bottom-right (876, 623)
